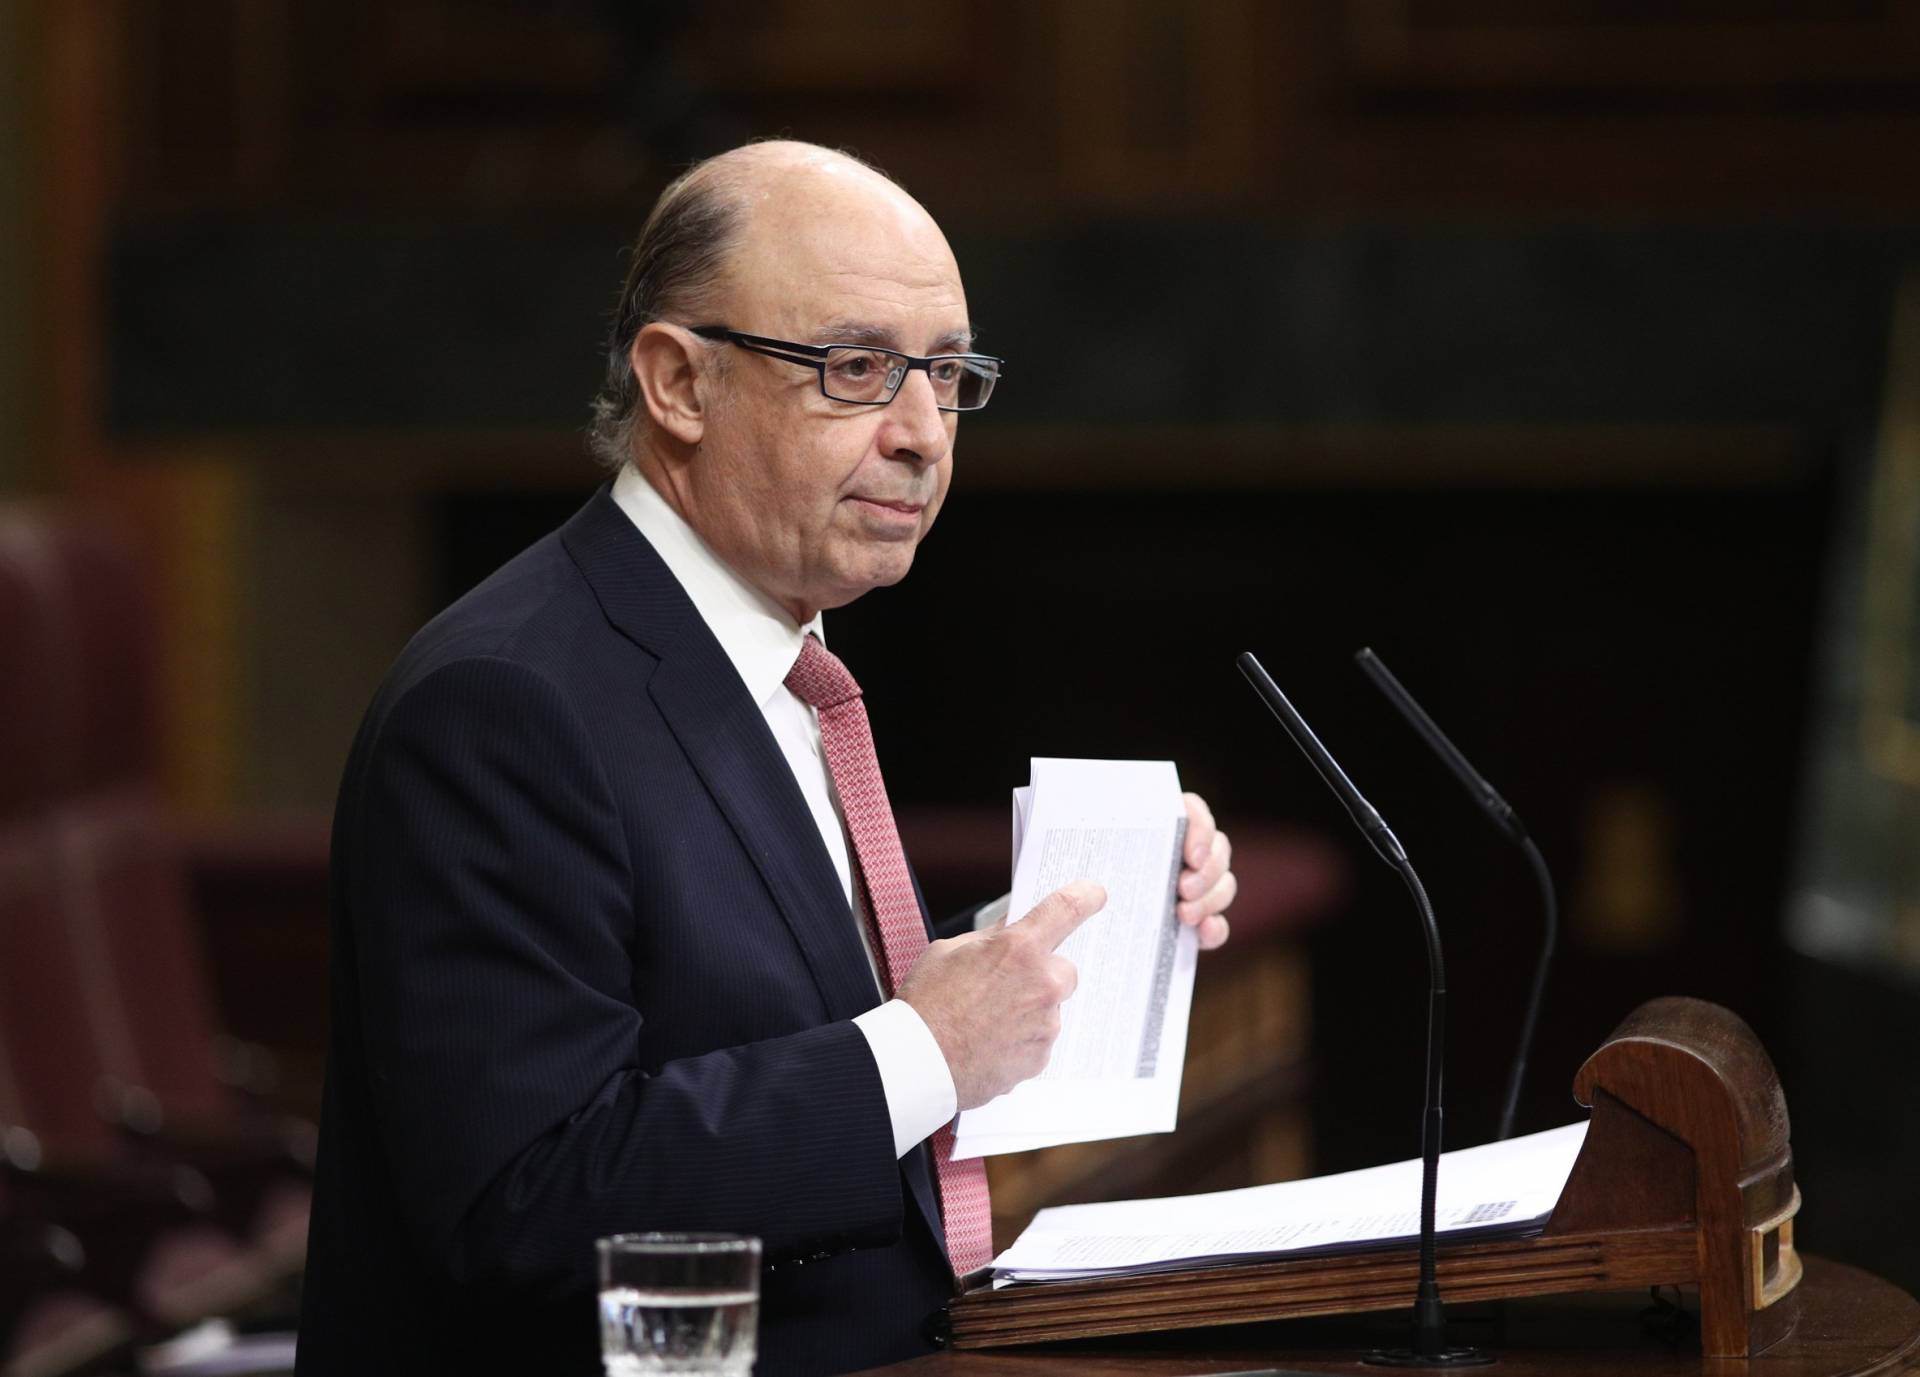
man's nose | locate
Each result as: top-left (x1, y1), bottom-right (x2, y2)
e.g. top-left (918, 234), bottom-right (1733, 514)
top-left (878, 368), bottom-right (950, 467)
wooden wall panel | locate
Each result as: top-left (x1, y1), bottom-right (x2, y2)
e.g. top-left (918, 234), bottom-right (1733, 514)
top-left (702, 3), bottom-right (980, 94)
top-left (1346, 0), bottom-right (1920, 92)
top-left (98, 0), bottom-right (1920, 219)
top-left (0, 0), bottom-right (30, 493)
top-left (1057, 0), bottom-right (1266, 210)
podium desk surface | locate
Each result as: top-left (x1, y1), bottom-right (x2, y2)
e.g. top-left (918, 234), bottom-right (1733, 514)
top-left (854, 1257), bottom-right (1919, 1377)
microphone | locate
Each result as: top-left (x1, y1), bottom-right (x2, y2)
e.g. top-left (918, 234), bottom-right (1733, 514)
top-left (1236, 652), bottom-right (1490, 1368)
top-left (1354, 648), bottom-right (1559, 1143)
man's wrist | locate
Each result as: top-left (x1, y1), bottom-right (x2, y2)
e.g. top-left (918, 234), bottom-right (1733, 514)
top-left (851, 999), bottom-right (960, 1158)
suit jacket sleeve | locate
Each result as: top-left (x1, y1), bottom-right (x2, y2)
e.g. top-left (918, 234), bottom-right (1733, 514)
top-left (343, 654), bottom-right (905, 1298)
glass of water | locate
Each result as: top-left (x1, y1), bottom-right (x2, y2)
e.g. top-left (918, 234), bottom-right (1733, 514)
top-left (597, 1233), bottom-right (761, 1376)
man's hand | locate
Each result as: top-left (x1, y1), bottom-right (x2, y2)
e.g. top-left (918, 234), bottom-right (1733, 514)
top-left (897, 881), bottom-right (1107, 1111)
top-left (1178, 792), bottom-right (1235, 951)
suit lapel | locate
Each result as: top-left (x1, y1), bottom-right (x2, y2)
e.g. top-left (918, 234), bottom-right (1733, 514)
top-left (561, 488), bottom-right (881, 1023)
top-left (648, 651), bottom-right (884, 1022)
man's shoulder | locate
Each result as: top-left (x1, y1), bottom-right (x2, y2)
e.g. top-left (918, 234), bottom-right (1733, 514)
top-left (375, 495), bottom-right (661, 709)
top-left (416, 484), bottom-right (675, 656)
top-left (399, 529), bottom-right (592, 682)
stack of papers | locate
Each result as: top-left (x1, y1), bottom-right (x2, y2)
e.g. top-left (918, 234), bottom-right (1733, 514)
top-left (990, 1120), bottom-right (1589, 1283)
top-left (953, 759), bottom-right (1196, 1159)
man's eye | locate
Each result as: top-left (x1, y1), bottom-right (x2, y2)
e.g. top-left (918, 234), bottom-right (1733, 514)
top-left (929, 360), bottom-right (961, 384)
top-left (829, 350), bottom-right (890, 382)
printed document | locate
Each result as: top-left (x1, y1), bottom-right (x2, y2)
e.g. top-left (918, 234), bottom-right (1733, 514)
top-left (990, 1120), bottom-right (1589, 1282)
top-left (952, 758), bottom-right (1196, 1159)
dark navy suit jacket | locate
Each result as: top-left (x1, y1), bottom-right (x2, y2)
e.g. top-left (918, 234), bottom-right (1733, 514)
top-left (297, 486), bottom-right (953, 1376)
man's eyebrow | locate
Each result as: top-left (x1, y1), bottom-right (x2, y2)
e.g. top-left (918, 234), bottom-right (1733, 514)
top-left (815, 321), bottom-right (979, 353)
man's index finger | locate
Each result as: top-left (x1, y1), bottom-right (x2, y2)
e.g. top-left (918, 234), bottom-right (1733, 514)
top-left (1019, 880), bottom-right (1108, 950)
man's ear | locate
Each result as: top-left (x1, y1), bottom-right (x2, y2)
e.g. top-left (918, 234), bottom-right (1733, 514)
top-left (630, 323), bottom-right (709, 446)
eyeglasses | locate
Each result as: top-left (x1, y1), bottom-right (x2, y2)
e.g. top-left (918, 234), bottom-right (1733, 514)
top-left (689, 326), bottom-right (1002, 412)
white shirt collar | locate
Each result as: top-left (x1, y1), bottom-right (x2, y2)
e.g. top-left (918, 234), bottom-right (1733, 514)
top-left (610, 463), bottom-right (823, 708)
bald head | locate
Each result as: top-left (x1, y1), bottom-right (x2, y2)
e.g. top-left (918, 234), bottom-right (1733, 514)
top-left (686, 139), bottom-right (922, 217)
top-left (587, 141), bottom-right (954, 471)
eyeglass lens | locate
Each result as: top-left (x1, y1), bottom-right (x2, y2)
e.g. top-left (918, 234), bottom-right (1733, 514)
top-left (822, 347), bottom-right (997, 410)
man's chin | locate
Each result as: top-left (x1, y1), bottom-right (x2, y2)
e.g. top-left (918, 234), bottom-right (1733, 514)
top-left (814, 550), bottom-right (919, 610)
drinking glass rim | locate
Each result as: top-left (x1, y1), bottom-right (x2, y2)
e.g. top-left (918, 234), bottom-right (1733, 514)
top-left (597, 1232), bottom-right (761, 1255)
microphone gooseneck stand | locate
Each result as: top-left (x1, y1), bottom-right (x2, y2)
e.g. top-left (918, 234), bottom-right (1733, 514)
top-left (1354, 647), bottom-right (1559, 1143)
top-left (1500, 834), bottom-right (1557, 1141)
top-left (1236, 652), bottom-right (1492, 1367)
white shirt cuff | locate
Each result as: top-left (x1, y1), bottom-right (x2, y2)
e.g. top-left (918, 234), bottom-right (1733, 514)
top-left (974, 893), bottom-right (1011, 929)
top-left (851, 998), bottom-right (959, 1159)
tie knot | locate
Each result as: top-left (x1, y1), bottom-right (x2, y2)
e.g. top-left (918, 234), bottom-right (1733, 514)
top-left (784, 634), bottom-right (861, 710)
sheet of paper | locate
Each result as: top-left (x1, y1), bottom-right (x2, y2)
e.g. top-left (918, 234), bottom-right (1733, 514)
top-left (989, 1120), bottom-right (1589, 1282)
top-left (953, 758), bottom-right (1195, 1159)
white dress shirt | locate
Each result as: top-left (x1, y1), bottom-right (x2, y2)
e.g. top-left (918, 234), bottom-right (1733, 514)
top-left (611, 464), bottom-right (958, 1158)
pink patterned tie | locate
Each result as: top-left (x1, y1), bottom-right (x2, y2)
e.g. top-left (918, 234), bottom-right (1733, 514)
top-left (785, 634), bottom-right (995, 1278)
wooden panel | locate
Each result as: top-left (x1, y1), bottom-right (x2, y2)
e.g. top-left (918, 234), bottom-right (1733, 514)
top-left (37, 0), bottom-right (121, 488)
top-left (698, 3), bottom-right (980, 94)
top-left (91, 0), bottom-right (1920, 216)
top-left (117, 0), bottom-right (292, 209)
top-left (952, 1230), bottom-right (1700, 1346)
top-left (956, 998), bottom-right (1805, 1355)
top-left (367, 1), bottom-right (617, 97)
top-left (0, 0), bottom-right (29, 492)
top-left (113, 453), bottom-right (250, 813)
top-left (1345, 0), bottom-right (1920, 91)
top-left (861, 1258), bottom-right (1920, 1374)
top-left (1057, 0), bottom-right (1264, 209)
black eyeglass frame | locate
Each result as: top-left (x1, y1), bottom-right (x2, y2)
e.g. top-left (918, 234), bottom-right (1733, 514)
top-left (688, 325), bottom-right (1003, 412)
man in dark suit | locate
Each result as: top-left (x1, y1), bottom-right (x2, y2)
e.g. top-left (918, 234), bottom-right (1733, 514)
top-left (297, 141), bottom-right (1237, 1376)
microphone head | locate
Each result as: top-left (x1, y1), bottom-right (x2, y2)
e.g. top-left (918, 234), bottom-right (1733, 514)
top-left (1352, 647), bottom-right (1530, 845)
top-left (1238, 651), bottom-right (1410, 869)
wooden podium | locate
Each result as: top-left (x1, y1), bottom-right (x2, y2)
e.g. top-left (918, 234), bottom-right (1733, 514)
top-left (903, 997), bottom-right (1920, 1373)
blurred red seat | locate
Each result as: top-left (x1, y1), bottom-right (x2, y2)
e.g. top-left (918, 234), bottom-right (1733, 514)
top-left (0, 825), bottom-right (270, 1349)
top-left (0, 1174), bottom-right (134, 1377)
top-left (0, 502), bottom-right (330, 1071)
top-left (47, 791), bottom-right (313, 1271)
top-left (0, 503), bottom-right (323, 1358)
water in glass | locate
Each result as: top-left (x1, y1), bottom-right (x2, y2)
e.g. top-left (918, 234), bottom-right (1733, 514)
top-left (598, 1285), bottom-right (757, 1375)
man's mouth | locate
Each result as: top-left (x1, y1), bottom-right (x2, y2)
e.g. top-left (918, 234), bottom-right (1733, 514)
top-left (849, 496), bottom-right (926, 516)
